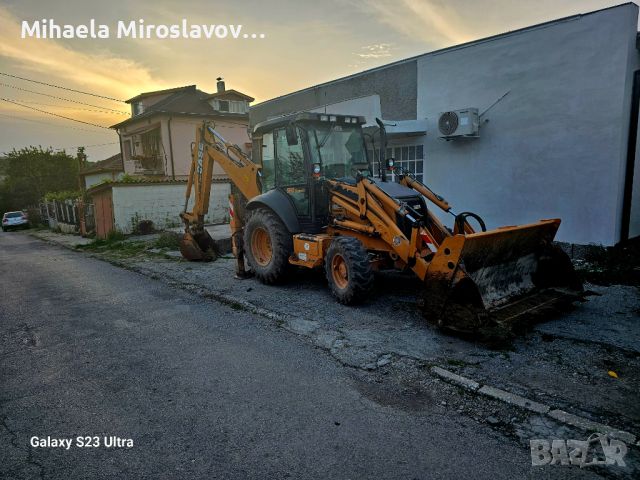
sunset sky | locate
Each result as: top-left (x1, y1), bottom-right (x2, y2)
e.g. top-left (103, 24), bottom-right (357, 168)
top-left (0, 0), bottom-right (633, 161)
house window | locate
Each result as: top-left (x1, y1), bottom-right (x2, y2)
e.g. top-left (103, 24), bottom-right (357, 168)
top-left (229, 100), bottom-right (247, 113)
top-left (214, 99), bottom-right (247, 113)
top-left (132, 102), bottom-right (144, 116)
top-left (122, 140), bottom-right (132, 161)
top-left (368, 143), bottom-right (424, 183)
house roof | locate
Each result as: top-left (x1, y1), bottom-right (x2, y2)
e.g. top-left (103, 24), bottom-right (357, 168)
top-left (80, 153), bottom-right (123, 175)
top-left (205, 89), bottom-right (255, 102)
top-left (111, 85), bottom-right (252, 129)
top-left (125, 85), bottom-right (196, 104)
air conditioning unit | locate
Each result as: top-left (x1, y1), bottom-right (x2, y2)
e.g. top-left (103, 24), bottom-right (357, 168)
top-left (437, 108), bottom-right (479, 139)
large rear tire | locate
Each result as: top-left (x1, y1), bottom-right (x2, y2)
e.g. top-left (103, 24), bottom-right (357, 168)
top-left (325, 237), bottom-right (374, 305)
top-left (243, 208), bottom-right (292, 284)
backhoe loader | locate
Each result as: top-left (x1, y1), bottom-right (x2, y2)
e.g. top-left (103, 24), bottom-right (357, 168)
top-left (180, 113), bottom-right (582, 339)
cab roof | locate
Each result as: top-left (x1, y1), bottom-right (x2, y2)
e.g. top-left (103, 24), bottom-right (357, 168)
top-left (253, 112), bottom-right (366, 136)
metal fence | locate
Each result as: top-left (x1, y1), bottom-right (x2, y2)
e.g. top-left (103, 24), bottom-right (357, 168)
top-left (39, 199), bottom-right (91, 234)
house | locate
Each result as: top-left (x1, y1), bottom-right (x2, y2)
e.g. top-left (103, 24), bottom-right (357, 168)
top-left (110, 78), bottom-right (254, 180)
top-left (251, 3), bottom-right (640, 247)
top-left (79, 153), bottom-right (123, 190)
top-left (85, 79), bottom-right (254, 238)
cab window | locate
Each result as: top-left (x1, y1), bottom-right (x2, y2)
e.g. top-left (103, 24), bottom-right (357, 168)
top-left (260, 133), bottom-right (275, 192)
top-left (274, 128), bottom-right (306, 186)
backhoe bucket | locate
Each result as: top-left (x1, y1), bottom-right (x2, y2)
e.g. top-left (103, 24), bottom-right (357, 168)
top-left (425, 219), bottom-right (582, 340)
top-left (180, 230), bottom-right (218, 261)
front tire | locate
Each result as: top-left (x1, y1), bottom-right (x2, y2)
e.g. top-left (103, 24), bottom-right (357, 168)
top-left (243, 208), bottom-right (292, 284)
top-left (325, 237), bottom-right (374, 305)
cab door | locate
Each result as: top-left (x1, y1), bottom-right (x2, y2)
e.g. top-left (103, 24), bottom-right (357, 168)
top-left (273, 127), bottom-right (310, 219)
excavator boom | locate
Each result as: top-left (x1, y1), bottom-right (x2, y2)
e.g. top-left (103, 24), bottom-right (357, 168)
top-left (180, 123), bottom-right (261, 261)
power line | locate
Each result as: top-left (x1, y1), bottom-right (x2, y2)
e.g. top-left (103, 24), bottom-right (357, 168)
top-left (0, 72), bottom-right (126, 102)
top-left (1, 98), bottom-right (112, 129)
top-left (0, 112), bottom-right (116, 134)
top-left (50, 141), bottom-right (119, 150)
top-left (1, 83), bottom-right (129, 113)
top-left (3, 99), bottom-right (129, 115)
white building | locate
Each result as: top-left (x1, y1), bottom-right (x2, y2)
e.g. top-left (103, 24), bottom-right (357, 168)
top-left (251, 3), bottom-right (640, 246)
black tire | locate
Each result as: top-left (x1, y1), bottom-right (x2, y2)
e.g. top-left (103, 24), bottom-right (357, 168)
top-left (325, 237), bottom-right (374, 305)
top-left (243, 208), bottom-right (292, 284)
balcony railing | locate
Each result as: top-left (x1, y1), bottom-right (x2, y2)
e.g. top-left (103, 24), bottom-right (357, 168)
top-left (131, 154), bottom-right (164, 175)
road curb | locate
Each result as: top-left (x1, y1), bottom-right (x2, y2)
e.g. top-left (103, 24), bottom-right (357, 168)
top-left (431, 366), bottom-right (637, 445)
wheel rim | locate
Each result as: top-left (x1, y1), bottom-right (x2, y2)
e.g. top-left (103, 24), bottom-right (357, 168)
top-left (251, 227), bottom-right (272, 266)
top-left (331, 254), bottom-right (349, 289)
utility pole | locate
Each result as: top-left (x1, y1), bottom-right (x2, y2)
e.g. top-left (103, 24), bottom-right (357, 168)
top-left (76, 146), bottom-right (86, 193)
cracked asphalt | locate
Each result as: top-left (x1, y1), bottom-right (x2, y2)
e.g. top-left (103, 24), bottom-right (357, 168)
top-left (0, 231), bottom-right (635, 478)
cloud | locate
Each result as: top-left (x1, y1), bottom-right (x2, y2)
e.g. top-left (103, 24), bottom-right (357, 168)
top-left (0, 6), bottom-right (158, 102)
top-left (357, 0), bottom-right (473, 46)
top-left (356, 43), bottom-right (393, 59)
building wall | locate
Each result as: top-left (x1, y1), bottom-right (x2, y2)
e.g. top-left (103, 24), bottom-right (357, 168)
top-left (416, 4), bottom-right (639, 245)
top-left (83, 171), bottom-right (122, 190)
top-left (166, 117), bottom-right (251, 179)
top-left (111, 182), bottom-right (231, 233)
top-left (250, 60), bottom-right (417, 126)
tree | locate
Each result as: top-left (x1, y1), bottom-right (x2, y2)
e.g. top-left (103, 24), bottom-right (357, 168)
top-left (0, 147), bottom-right (79, 212)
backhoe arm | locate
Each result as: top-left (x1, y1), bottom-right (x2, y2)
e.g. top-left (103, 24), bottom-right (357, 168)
top-left (181, 123), bottom-right (261, 225)
top-left (179, 122), bottom-right (261, 266)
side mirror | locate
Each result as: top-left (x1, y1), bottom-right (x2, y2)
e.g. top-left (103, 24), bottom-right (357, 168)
top-left (285, 125), bottom-right (298, 146)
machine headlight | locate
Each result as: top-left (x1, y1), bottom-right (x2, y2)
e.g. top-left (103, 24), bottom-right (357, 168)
top-left (313, 163), bottom-right (321, 175)
top-left (329, 115), bottom-right (337, 122)
top-left (320, 114), bottom-right (329, 122)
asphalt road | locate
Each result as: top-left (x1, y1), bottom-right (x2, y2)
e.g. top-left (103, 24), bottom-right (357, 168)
top-left (0, 232), bottom-right (595, 479)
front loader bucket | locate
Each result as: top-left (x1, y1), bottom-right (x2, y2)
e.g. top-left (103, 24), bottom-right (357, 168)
top-left (424, 219), bottom-right (582, 341)
top-left (180, 230), bottom-right (218, 261)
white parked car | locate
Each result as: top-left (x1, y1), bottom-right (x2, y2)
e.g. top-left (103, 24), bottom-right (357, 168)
top-left (2, 211), bottom-right (30, 231)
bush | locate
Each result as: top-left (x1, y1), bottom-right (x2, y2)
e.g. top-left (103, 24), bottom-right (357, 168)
top-left (133, 220), bottom-right (155, 235)
top-left (44, 190), bottom-right (81, 202)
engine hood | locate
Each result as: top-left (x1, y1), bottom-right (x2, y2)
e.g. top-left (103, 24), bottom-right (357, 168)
top-left (371, 178), bottom-right (419, 199)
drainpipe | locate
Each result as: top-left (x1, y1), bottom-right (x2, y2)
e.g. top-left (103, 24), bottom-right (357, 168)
top-left (167, 117), bottom-right (176, 180)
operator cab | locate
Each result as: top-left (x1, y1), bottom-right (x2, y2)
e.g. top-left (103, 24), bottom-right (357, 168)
top-left (253, 112), bottom-right (371, 232)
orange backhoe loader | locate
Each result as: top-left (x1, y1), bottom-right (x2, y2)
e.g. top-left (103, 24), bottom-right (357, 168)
top-left (180, 113), bottom-right (582, 339)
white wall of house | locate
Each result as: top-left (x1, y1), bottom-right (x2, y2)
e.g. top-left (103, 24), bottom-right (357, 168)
top-left (111, 182), bottom-right (231, 233)
top-left (167, 117), bottom-right (251, 179)
top-left (83, 172), bottom-right (122, 190)
top-left (416, 4), bottom-right (640, 246)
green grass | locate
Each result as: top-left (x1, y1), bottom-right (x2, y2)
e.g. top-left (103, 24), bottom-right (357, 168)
top-left (154, 232), bottom-right (182, 249)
